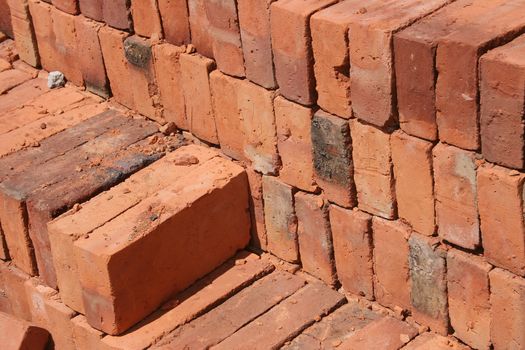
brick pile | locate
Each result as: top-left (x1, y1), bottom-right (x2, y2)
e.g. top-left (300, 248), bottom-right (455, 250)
top-left (1, 0), bottom-right (525, 348)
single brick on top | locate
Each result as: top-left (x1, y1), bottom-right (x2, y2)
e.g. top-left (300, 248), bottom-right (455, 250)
top-left (480, 34), bottom-right (525, 170)
top-left (158, 0), bottom-right (191, 45)
top-left (130, 0), bottom-right (162, 38)
top-left (52, 0), bottom-right (79, 14)
top-left (270, 0), bottom-right (337, 105)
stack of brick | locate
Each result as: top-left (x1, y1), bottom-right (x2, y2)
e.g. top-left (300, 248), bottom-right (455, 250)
top-left (2, 0), bottom-right (525, 348)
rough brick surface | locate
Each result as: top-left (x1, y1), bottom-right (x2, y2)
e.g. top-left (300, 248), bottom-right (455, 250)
top-left (0, 262), bottom-right (31, 320)
top-left (7, 0), bottom-right (39, 67)
top-left (0, 0), bottom-right (13, 37)
top-left (329, 206), bottom-right (374, 299)
top-left (187, 0), bottom-right (213, 58)
top-left (78, 0), bottom-right (102, 21)
top-left (480, 34), bottom-right (525, 170)
top-left (350, 119), bottom-right (395, 219)
top-left (52, 0), bottom-right (79, 14)
top-left (131, 0), bottom-right (162, 38)
top-left (312, 110), bottom-right (355, 208)
top-left (403, 333), bottom-right (471, 350)
top-left (490, 268), bottom-right (525, 350)
top-left (447, 250), bottom-right (491, 349)
top-left (271, 0), bottom-right (336, 105)
top-left (433, 143), bottom-right (479, 249)
top-left (295, 192), bottom-right (336, 285)
top-left (274, 96), bottom-right (316, 191)
top-left (262, 176), bottom-right (298, 263)
top-left (391, 131), bottom-right (435, 235)
top-left (103, 0), bottom-right (131, 30)
top-left (72, 315), bottom-right (104, 350)
top-left (0, 311), bottom-right (49, 350)
top-left (478, 164), bottom-right (525, 276)
top-left (246, 168), bottom-right (267, 250)
top-left (373, 218), bottom-right (411, 310)
top-left (158, 0), bottom-right (191, 45)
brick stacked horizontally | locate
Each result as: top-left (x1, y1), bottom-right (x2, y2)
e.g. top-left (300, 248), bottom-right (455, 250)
top-left (2, 0), bottom-right (525, 349)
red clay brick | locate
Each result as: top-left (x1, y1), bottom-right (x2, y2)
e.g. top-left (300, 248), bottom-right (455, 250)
top-left (477, 164), bottom-right (525, 276)
top-left (131, 0), bottom-right (162, 38)
top-left (78, 0), bottom-right (102, 21)
top-left (7, 0), bottom-right (39, 67)
top-left (0, 262), bottom-right (11, 312)
top-left (238, 79), bottom-right (279, 174)
top-left (158, 0), bottom-right (191, 45)
top-left (447, 250), bottom-right (491, 349)
top-left (246, 168), bottom-right (267, 250)
top-left (49, 146), bottom-right (217, 313)
top-left (205, 0), bottom-right (244, 77)
top-left (213, 283), bottom-right (345, 350)
top-left (403, 333), bottom-right (471, 350)
top-left (154, 271), bottom-right (305, 349)
top-left (187, 0), bottom-right (213, 58)
top-left (490, 268), bottom-right (525, 350)
top-left (480, 34), bottom-right (525, 170)
top-left (153, 44), bottom-right (187, 129)
top-left (0, 69), bottom-right (32, 94)
top-left (271, 0), bottom-right (336, 105)
top-left (52, 0), bottom-right (79, 14)
top-left (103, 0), bottom-right (130, 30)
top-left (350, 119), bottom-right (395, 219)
top-left (295, 192), bottom-right (336, 285)
top-left (433, 143), bottom-right (479, 249)
top-left (274, 96), bottom-right (316, 191)
top-left (101, 253), bottom-right (273, 349)
top-left (408, 234), bottom-right (449, 335)
top-left (75, 15), bottom-right (109, 98)
top-left (0, 311), bottom-right (49, 350)
top-left (0, 76), bottom-right (47, 114)
top-left (0, 262), bottom-right (31, 320)
top-left (72, 315), bottom-right (104, 350)
top-left (74, 157), bottom-right (249, 334)
top-left (329, 206), bottom-right (373, 300)
top-left (311, 110), bottom-right (356, 208)
top-left (339, 316), bottom-right (417, 350)
top-left (237, 0), bottom-right (276, 89)
top-left (209, 71), bottom-right (245, 160)
top-left (262, 176), bottom-right (298, 263)
top-left (0, 58), bottom-right (10, 72)
top-left (391, 131), bottom-right (435, 235)
top-left (348, 0), bottom-right (450, 129)
top-left (180, 53), bottom-right (218, 143)
top-left (435, 2), bottom-right (525, 150)
top-left (372, 218), bottom-right (411, 310)
top-left (0, 0), bottom-right (13, 37)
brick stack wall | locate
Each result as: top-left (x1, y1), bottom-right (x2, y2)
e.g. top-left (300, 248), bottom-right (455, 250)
top-left (2, 0), bottom-right (525, 348)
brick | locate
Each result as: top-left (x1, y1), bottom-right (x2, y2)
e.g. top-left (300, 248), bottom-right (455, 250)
top-left (238, 79), bottom-right (279, 174)
top-left (372, 218), bottom-right (411, 310)
top-left (262, 176), bottom-right (298, 263)
top-left (0, 262), bottom-right (11, 312)
top-left (295, 192), bottom-right (336, 285)
top-left (350, 119), bottom-right (395, 219)
top-left (180, 53), bottom-right (218, 143)
top-left (237, 0), bottom-right (276, 88)
top-left (0, 69), bottom-right (32, 94)
top-left (0, 58), bottom-right (10, 71)
top-left (490, 268), bottom-right (525, 350)
top-left (48, 146), bottom-right (216, 313)
top-left (98, 26), bottom-right (133, 108)
top-left (101, 254), bottom-right (273, 349)
top-left (282, 301), bottom-right (380, 349)
top-left (213, 283), bottom-right (345, 350)
top-left (158, 0), bottom-right (191, 45)
top-left (0, 311), bottom-right (49, 350)
top-left (274, 96), bottom-right (316, 191)
top-left (403, 333), bottom-right (471, 350)
top-left (408, 234), bottom-right (449, 334)
top-left (480, 34), bottom-right (525, 170)
top-left (391, 131), bottom-right (435, 235)
top-left (271, 0), bottom-right (336, 105)
top-left (74, 156), bottom-right (250, 334)
top-left (393, 0), bottom-right (493, 141)
top-left (154, 271), bottom-right (305, 349)
top-left (447, 250), bottom-right (491, 349)
top-left (0, 228), bottom-right (8, 260)
top-left (348, 0), bottom-right (450, 128)
top-left (329, 206), bottom-right (373, 300)
top-left (75, 16), bottom-right (109, 98)
top-left (0, 76), bottom-right (47, 114)
top-left (435, 2), bottom-right (525, 150)
top-left (433, 143), bottom-right (479, 249)
top-left (52, 0), bottom-right (79, 14)
top-left (131, 0), bottom-right (162, 38)
top-left (187, 0), bottom-right (213, 58)
top-left (209, 71), bottom-right (245, 160)
top-left (7, 0), bottom-right (39, 67)
top-left (78, 0), bottom-right (102, 21)
top-left (311, 110), bottom-right (355, 207)
top-left (72, 315), bottom-right (104, 350)
top-left (103, 0), bottom-right (130, 30)
top-left (205, 0), bottom-right (244, 77)
top-left (153, 44), bottom-right (186, 129)
top-left (477, 164), bottom-right (525, 276)
top-left (0, 39), bottom-right (17, 63)
top-left (246, 168), bottom-right (266, 250)
top-left (0, 263), bottom-right (31, 320)
top-left (0, 111), bottom-right (159, 282)
top-left (0, 0), bottom-right (13, 37)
